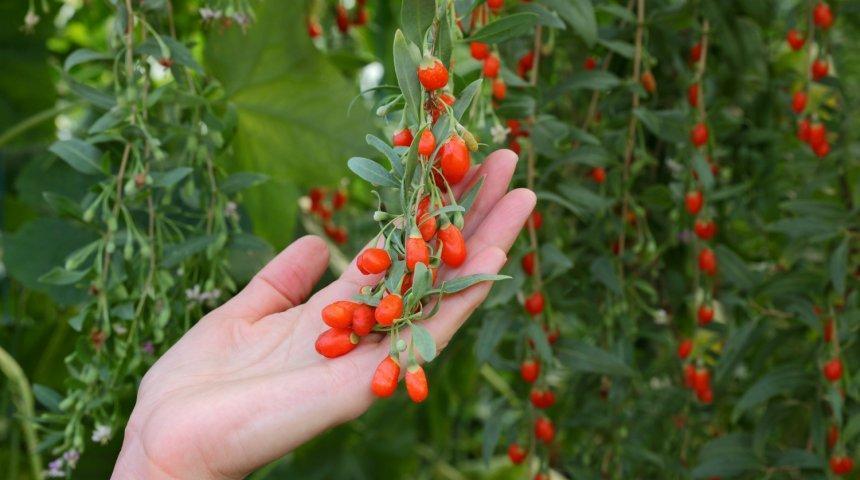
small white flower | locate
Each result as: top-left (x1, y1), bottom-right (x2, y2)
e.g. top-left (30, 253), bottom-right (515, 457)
top-left (653, 309), bottom-right (668, 325)
top-left (22, 9), bottom-right (40, 33)
top-left (198, 8), bottom-right (222, 21)
top-left (649, 376), bottom-right (671, 390)
top-left (490, 124), bottom-right (510, 144)
top-left (92, 424), bottom-right (112, 444)
top-left (63, 450), bottom-right (80, 469)
top-left (45, 458), bottom-right (65, 478)
top-left (185, 284), bottom-right (203, 302)
top-left (298, 196), bottom-right (312, 213)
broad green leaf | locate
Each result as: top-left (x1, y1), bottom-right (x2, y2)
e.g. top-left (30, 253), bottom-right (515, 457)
top-left (205, 0), bottom-right (371, 246)
top-left (38, 267), bottom-right (87, 286)
top-left (32, 384), bottom-right (63, 412)
top-left (536, 191), bottom-right (585, 216)
top-left (348, 157), bottom-right (399, 187)
top-left (366, 134), bottom-right (403, 175)
top-left (598, 3), bottom-right (635, 23)
top-left (441, 274), bottom-right (509, 293)
top-left (468, 13), bottom-right (539, 43)
top-left (401, 0), bottom-right (436, 47)
top-left (220, 172), bottom-right (269, 194)
top-left (48, 139), bottom-right (103, 175)
top-left (411, 323), bottom-right (437, 362)
top-left (558, 340), bottom-right (635, 377)
top-left (393, 30), bottom-right (423, 123)
top-left (732, 366), bottom-right (812, 421)
top-left (539, 0), bottom-right (597, 46)
top-left (830, 237), bottom-right (848, 295)
top-left (772, 449), bottom-right (823, 469)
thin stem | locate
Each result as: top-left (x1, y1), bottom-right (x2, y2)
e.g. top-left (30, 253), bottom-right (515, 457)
top-left (694, 20), bottom-right (710, 122)
top-left (0, 102), bottom-right (83, 148)
top-left (0, 346), bottom-right (42, 480)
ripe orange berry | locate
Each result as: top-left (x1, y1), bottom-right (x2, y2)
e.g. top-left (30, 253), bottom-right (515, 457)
top-left (322, 300), bottom-right (358, 329)
top-left (813, 2), bottom-right (834, 30)
top-left (830, 455), bottom-right (854, 475)
top-left (405, 365), bottom-right (429, 403)
top-left (417, 57), bottom-right (449, 91)
top-left (641, 71), bottom-right (657, 93)
top-left (307, 18), bottom-right (322, 39)
top-left (824, 358), bottom-right (843, 382)
top-left (786, 29), bottom-right (805, 51)
top-left (534, 417), bottom-right (555, 443)
top-left (698, 248), bottom-right (717, 276)
top-left (392, 129), bottom-right (414, 147)
top-left (375, 294), bottom-right (403, 326)
top-left (352, 304), bottom-right (376, 336)
top-left (470, 41), bottom-right (489, 60)
top-left (677, 339), bottom-right (693, 359)
top-left (520, 359), bottom-right (540, 383)
top-left (691, 122), bottom-right (709, 147)
top-left (683, 363), bottom-right (696, 388)
top-left (792, 91), bottom-right (807, 114)
top-left (492, 78), bottom-right (507, 100)
top-left (416, 196), bottom-right (438, 241)
top-left (483, 54), bottom-right (500, 78)
top-left (487, 0), bottom-right (503, 11)
top-left (439, 136), bottom-right (471, 185)
top-left (828, 425), bottom-right (840, 449)
top-left (418, 130), bottom-right (436, 156)
top-left (696, 387), bottom-right (713, 404)
top-left (797, 119), bottom-right (811, 142)
top-left (688, 83), bottom-right (700, 107)
top-left (697, 304), bottom-right (715, 326)
top-left (812, 59), bottom-right (829, 80)
top-left (371, 356), bottom-right (400, 397)
top-left (507, 443), bottom-right (527, 464)
top-left (524, 291), bottom-right (544, 315)
top-left (530, 211), bottom-right (543, 229)
top-left (694, 219), bottom-right (717, 240)
top-left (438, 223), bottom-right (466, 267)
top-left (583, 56), bottom-right (597, 70)
top-left (315, 328), bottom-right (359, 358)
top-left (590, 166), bottom-right (606, 183)
top-left (685, 190), bottom-right (704, 215)
top-left (521, 251), bottom-right (536, 275)
top-left (405, 234), bottom-right (430, 271)
top-left (693, 368), bottom-right (711, 393)
top-left (357, 248), bottom-right (392, 275)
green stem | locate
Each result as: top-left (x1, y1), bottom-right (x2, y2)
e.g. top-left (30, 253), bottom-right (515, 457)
top-left (0, 102), bottom-right (83, 148)
top-left (0, 346), bottom-right (43, 480)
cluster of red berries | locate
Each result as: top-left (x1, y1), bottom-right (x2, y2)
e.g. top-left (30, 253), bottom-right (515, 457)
top-left (306, 187), bottom-right (349, 244)
top-left (788, 2), bottom-right (835, 158)
top-left (316, 42), bottom-right (486, 405)
top-left (306, 0), bottom-right (368, 40)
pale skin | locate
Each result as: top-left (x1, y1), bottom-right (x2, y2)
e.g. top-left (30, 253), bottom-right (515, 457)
top-left (111, 150), bottom-right (535, 479)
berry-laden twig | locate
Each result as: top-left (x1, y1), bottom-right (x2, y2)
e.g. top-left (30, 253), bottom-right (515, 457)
top-left (313, 2), bottom-right (506, 403)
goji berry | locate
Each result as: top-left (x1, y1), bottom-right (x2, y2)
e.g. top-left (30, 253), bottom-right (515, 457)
top-left (688, 83), bottom-right (699, 107)
top-left (520, 359), bottom-right (540, 383)
top-left (641, 71), bottom-right (657, 93)
top-left (405, 364), bottom-right (429, 403)
top-left (393, 129), bottom-right (414, 147)
top-left (691, 123), bottom-right (709, 147)
top-left (824, 358), bottom-right (843, 382)
top-left (685, 190), bottom-right (703, 215)
top-left (439, 136), bottom-right (471, 185)
top-left (698, 248), bottom-right (717, 275)
top-left (521, 251), bottom-right (535, 275)
top-left (507, 443), bottom-right (526, 464)
top-left (418, 130), bottom-right (436, 157)
top-left (352, 304), bottom-right (376, 336)
top-left (492, 78), bottom-right (506, 100)
top-left (524, 291), bottom-right (544, 315)
top-left (470, 41), bottom-right (489, 60)
top-left (792, 91), bottom-right (807, 114)
top-left (371, 356), bottom-right (400, 397)
top-left (534, 417), bottom-right (555, 443)
top-left (416, 196), bottom-right (438, 241)
top-left (438, 222), bottom-right (466, 267)
top-left (590, 166), bottom-right (606, 183)
top-left (375, 293), bottom-right (403, 326)
top-left (813, 2), bottom-right (834, 29)
top-left (417, 57), bottom-right (449, 91)
top-left (677, 339), bottom-right (693, 359)
top-left (357, 248), bottom-right (392, 275)
top-left (405, 233), bottom-right (430, 271)
top-left (689, 42), bottom-right (702, 63)
top-left (483, 54), bottom-right (500, 78)
top-left (694, 219), bottom-right (716, 240)
top-left (583, 56), bottom-right (597, 70)
top-left (322, 300), bottom-right (358, 329)
top-left (315, 328), bottom-right (359, 358)
top-left (697, 304), bottom-right (714, 326)
top-left (786, 29), bottom-right (805, 51)
top-left (812, 59), bottom-right (829, 80)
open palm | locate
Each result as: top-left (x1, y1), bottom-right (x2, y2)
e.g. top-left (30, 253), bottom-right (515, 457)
top-left (111, 150), bottom-right (534, 479)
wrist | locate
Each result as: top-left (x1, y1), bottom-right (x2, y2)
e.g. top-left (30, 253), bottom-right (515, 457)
top-left (111, 427), bottom-right (178, 480)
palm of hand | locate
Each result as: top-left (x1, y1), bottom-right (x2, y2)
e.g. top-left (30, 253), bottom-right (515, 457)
top-left (113, 150), bottom-right (534, 479)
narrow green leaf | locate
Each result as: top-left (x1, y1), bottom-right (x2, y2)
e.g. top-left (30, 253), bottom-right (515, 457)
top-left (220, 172), bottom-right (269, 194)
top-left (458, 176), bottom-right (484, 212)
top-left (590, 256), bottom-right (621, 295)
top-left (38, 267), bottom-right (87, 286)
top-left (441, 274), bottom-right (509, 293)
top-left (64, 48), bottom-right (112, 71)
top-left (393, 30), bottom-right (423, 123)
top-left (732, 366), bottom-right (812, 422)
top-left (411, 323), bottom-right (437, 362)
top-left (401, 0), bottom-right (437, 46)
top-left (830, 237), bottom-right (848, 295)
top-left (49, 139), bottom-right (103, 175)
top-left (468, 13), bottom-right (539, 43)
top-left (539, 0), bottom-right (597, 46)
top-left (558, 340), bottom-right (635, 377)
top-left (453, 79), bottom-right (482, 121)
top-left (348, 157), bottom-right (400, 187)
top-left (152, 167), bottom-right (193, 188)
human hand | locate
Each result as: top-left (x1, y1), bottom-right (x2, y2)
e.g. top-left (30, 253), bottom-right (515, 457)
top-left (111, 150), bottom-right (535, 479)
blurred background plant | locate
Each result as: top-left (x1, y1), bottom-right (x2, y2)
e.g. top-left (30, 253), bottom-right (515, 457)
top-left (0, 0), bottom-right (857, 479)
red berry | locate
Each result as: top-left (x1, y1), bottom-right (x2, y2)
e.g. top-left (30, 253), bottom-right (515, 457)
top-left (694, 219), bottom-right (717, 240)
top-left (683, 364), bottom-right (696, 388)
top-left (322, 300), bottom-right (358, 329)
top-left (828, 425), bottom-right (839, 449)
top-left (438, 223), bottom-right (467, 268)
top-left (492, 78), bottom-right (507, 100)
top-left (693, 368), bottom-right (711, 392)
top-left (813, 2), bottom-right (834, 29)
top-left (335, 5), bottom-right (349, 33)
top-left (583, 56), bottom-right (597, 70)
top-left (590, 166), bottom-right (606, 183)
top-left (417, 57), bottom-right (449, 91)
top-left (530, 211), bottom-right (543, 229)
top-left (439, 136), bottom-right (471, 185)
top-left (405, 234), bottom-right (430, 271)
top-left (685, 190), bottom-right (704, 215)
top-left (470, 41), bottom-right (490, 60)
top-left (521, 251), bottom-right (536, 275)
top-left (418, 130), bottom-right (436, 156)
top-left (830, 456), bottom-right (854, 475)
top-left (809, 123), bottom-right (826, 148)
top-left (428, 92), bottom-right (456, 123)
top-left (393, 129), bottom-right (414, 147)
top-left (696, 387), bottom-right (713, 404)
top-left (416, 196), bottom-right (438, 241)
top-left (690, 42), bottom-right (703, 63)
top-left (546, 327), bottom-right (560, 344)
top-left (697, 304), bottom-right (715, 326)
top-left (541, 389), bottom-right (556, 407)
top-left (315, 328), bottom-right (359, 358)
top-left (371, 356), bottom-right (400, 397)
top-left (641, 71), bottom-right (657, 93)
top-left (375, 294), bottom-right (403, 326)
top-left (691, 122), bottom-right (709, 147)
top-left (507, 443), bottom-right (527, 464)
top-left (524, 291), bottom-right (545, 315)
top-left (678, 339), bottom-right (693, 360)
top-left (797, 119), bottom-right (811, 142)
top-left (792, 91), bottom-right (807, 114)
top-left (520, 359), bottom-right (540, 383)
top-left (307, 18), bottom-right (322, 39)
top-left (534, 417), bottom-right (555, 443)
top-left (354, 7), bottom-right (369, 26)
top-left (487, 0), bottom-right (503, 11)
top-left (517, 51), bottom-right (535, 78)
top-left (786, 29), bottom-right (805, 51)
top-left (698, 248), bottom-right (717, 276)
top-left (357, 248), bottom-right (392, 275)
top-left (332, 190), bottom-right (347, 210)
top-left (405, 365), bottom-right (429, 403)
top-left (483, 54), bottom-right (500, 78)
top-left (688, 83), bottom-right (700, 107)
top-left (814, 141), bottom-right (830, 158)
top-left (812, 59), bottom-right (829, 80)
top-left (824, 358), bottom-right (843, 382)
top-left (352, 304), bottom-right (376, 336)
top-left (534, 474), bottom-right (549, 480)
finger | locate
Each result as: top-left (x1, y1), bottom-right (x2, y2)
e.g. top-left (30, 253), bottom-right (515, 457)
top-left (422, 246), bottom-right (508, 352)
top-left (441, 188), bottom-right (536, 281)
top-left (450, 148), bottom-right (517, 199)
top-left (453, 149), bottom-right (519, 238)
top-left (219, 236), bottom-right (330, 321)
